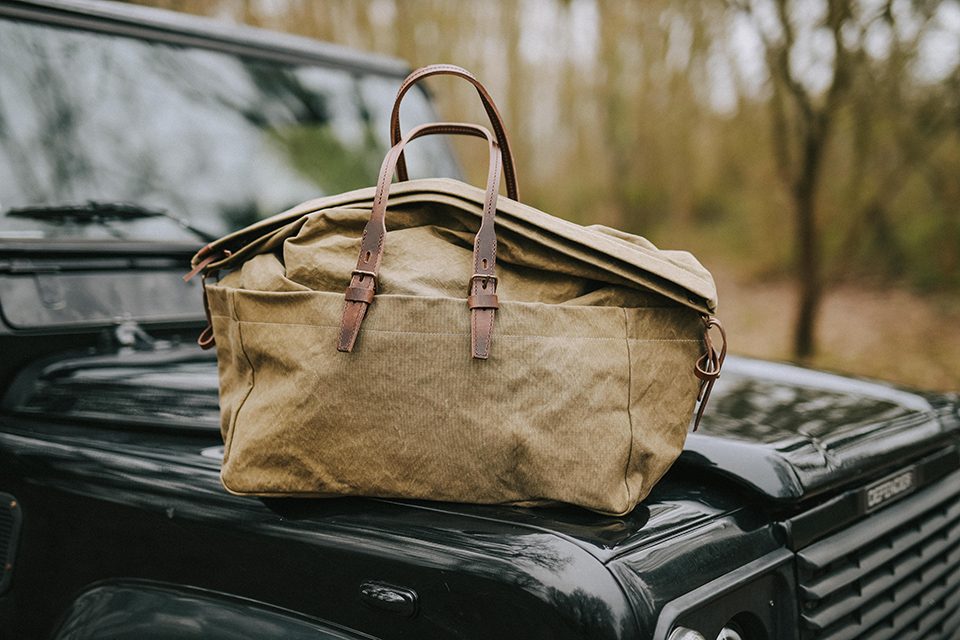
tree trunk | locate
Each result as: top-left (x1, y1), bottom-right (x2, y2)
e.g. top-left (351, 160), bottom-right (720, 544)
top-left (792, 130), bottom-right (824, 361)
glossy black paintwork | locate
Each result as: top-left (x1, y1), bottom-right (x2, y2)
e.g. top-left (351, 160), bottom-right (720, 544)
top-left (0, 491), bottom-right (22, 596)
top-left (684, 357), bottom-right (960, 501)
top-left (54, 581), bottom-right (374, 639)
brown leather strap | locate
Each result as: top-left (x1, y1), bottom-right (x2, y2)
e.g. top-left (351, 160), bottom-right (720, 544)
top-left (344, 286), bottom-right (376, 304)
top-left (390, 64), bottom-right (519, 201)
top-left (183, 252), bottom-right (216, 283)
top-left (338, 122), bottom-right (503, 359)
top-left (197, 273), bottom-right (216, 350)
top-left (467, 293), bottom-right (499, 309)
top-left (693, 316), bottom-right (727, 431)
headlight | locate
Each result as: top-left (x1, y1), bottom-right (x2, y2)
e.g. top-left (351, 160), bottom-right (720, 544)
top-left (652, 550), bottom-right (793, 640)
top-left (716, 622), bottom-right (745, 640)
top-left (667, 621), bottom-right (748, 640)
top-left (667, 622), bottom-right (747, 640)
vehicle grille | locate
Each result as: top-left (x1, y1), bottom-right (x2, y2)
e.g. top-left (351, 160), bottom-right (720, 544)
top-left (0, 492), bottom-right (20, 594)
top-left (0, 503), bottom-right (10, 552)
top-left (797, 469), bottom-right (960, 640)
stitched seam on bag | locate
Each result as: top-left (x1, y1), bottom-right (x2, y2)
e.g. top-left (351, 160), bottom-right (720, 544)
top-left (337, 300), bottom-right (356, 349)
top-left (471, 306), bottom-right (477, 354)
top-left (487, 309), bottom-right (494, 356)
top-left (622, 307), bottom-right (635, 511)
top-left (336, 302), bottom-right (348, 347)
top-left (231, 319), bottom-right (698, 341)
top-left (207, 287), bottom-right (688, 311)
top-left (225, 305), bottom-right (258, 468)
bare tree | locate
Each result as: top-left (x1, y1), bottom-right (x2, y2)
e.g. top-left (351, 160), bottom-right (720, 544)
top-left (736, 0), bottom-right (852, 360)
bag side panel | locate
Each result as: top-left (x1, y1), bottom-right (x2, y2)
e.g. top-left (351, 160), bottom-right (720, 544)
top-left (623, 307), bottom-right (702, 505)
top-left (206, 286), bottom-right (255, 466)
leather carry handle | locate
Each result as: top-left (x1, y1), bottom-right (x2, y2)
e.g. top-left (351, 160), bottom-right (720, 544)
top-left (338, 122), bottom-right (503, 359)
top-left (390, 64), bottom-right (519, 201)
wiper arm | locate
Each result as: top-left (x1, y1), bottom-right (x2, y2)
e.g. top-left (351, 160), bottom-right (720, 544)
top-left (8, 201), bottom-right (165, 220)
top-left (5, 200), bottom-right (217, 242)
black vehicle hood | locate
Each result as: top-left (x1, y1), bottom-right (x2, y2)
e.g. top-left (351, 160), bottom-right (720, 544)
top-left (2, 348), bottom-right (958, 542)
top-left (686, 357), bottom-right (960, 502)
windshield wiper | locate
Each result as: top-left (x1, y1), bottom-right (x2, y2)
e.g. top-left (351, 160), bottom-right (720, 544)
top-left (5, 201), bottom-right (217, 242)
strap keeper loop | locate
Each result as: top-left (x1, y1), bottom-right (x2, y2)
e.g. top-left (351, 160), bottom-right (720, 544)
top-left (467, 293), bottom-right (499, 310)
top-left (345, 286), bottom-right (376, 304)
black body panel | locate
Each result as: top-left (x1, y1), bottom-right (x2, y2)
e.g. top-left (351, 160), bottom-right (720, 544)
top-left (53, 581), bottom-right (375, 640)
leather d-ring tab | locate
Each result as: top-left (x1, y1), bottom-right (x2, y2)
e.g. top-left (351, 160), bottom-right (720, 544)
top-left (197, 325), bottom-right (215, 350)
top-left (467, 294), bottom-right (499, 309)
top-left (183, 253), bottom-right (216, 282)
top-left (345, 286), bottom-right (376, 304)
top-left (693, 316), bottom-right (727, 431)
top-left (196, 273), bottom-right (217, 350)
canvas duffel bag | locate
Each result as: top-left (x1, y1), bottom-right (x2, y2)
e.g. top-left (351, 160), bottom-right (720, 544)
top-left (188, 65), bottom-right (725, 516)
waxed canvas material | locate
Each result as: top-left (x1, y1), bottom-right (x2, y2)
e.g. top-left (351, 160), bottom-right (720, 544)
top-left (204, 178), bottom-right (716, 515)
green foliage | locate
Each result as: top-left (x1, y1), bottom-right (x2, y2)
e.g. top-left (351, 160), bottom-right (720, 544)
top-left (269, 124), bottom-right (382, 196)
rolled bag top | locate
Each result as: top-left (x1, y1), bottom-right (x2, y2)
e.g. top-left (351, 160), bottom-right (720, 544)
top-left (188, 177), bottom-right (718, 316)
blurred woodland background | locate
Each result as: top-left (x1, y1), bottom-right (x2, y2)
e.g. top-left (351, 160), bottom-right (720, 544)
top-left (130, 0), bottom-right (960, 389)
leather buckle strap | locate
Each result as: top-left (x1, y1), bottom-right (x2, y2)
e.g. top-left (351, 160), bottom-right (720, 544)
top-left (467, 274), bottom-right (499, 356)
top-left (466, 141), bottom-right (501, 360)
top-left (337, 122), bottom-right (504, 356)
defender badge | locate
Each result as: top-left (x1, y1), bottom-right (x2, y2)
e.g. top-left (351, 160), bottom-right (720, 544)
top-left (864, 468), bottom-right (916, 511)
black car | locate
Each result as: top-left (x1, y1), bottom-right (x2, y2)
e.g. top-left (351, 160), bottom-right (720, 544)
top-left (1, 1), bottom-right (959, 639)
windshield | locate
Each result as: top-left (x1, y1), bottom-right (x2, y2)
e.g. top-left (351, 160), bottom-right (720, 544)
top-left (0, 18), bottom-right (458, 241)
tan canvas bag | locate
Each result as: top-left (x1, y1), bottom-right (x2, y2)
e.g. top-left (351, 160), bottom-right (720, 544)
top-left (188, 65), bottom-right (725, 516)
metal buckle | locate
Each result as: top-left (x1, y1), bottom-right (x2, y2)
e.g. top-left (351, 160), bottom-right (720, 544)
top-left (352, 269), bottom-right (379, 292)
top-left (469, 273), bottom-right (497, 292)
